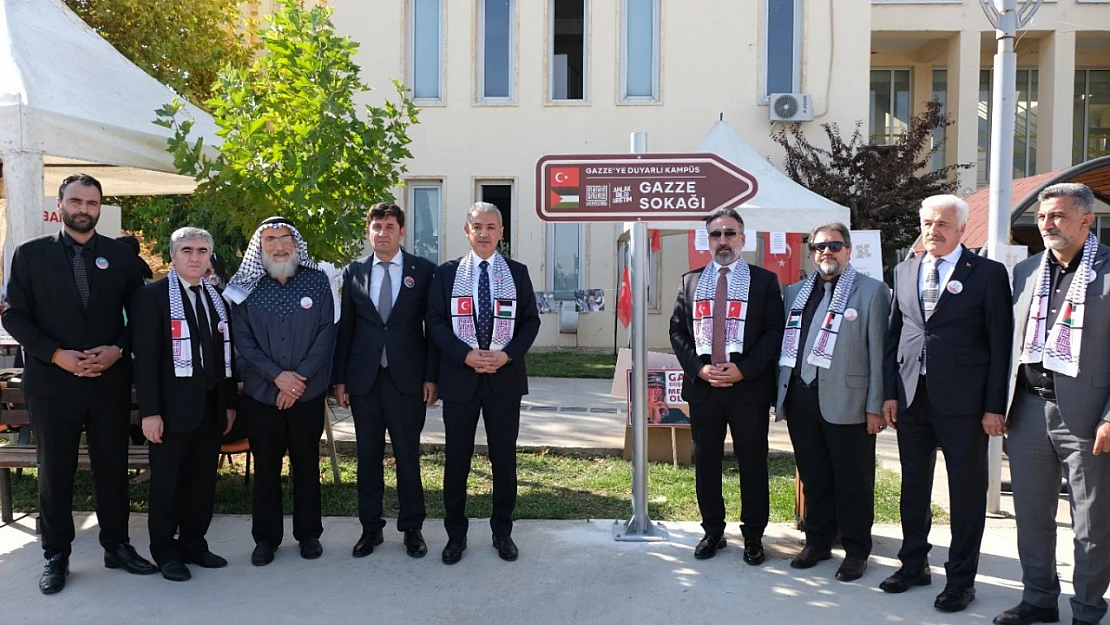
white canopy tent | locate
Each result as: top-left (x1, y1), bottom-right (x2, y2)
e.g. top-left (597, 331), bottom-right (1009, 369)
top-left (0, 0), bottom-right (220, 276)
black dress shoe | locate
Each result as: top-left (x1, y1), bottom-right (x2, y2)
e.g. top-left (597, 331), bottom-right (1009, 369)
top-left (790, 545), bottom-right (832, 569)
top-left (879, 566), bottom-right (932, 593)
top-left (103, 543), bottom-right (158, 575)
top-left (493, 534), bottom-right (518, 562)
top-left (159, 560), bottom-right (191, 582)
top-left (835, 557), bottom-right (868, 582)
top-left (404, 529), bottom-right (427, 558)
top-left (935, 585), bottom-right (976, 612)
top-left (39, 554), bottom-right (68, 595)
top-left (694, 534), bottom-right (726, 560)
top-left (182, 550), bottom-right (227, 569)
top-left (743, 540), bottom-right (766, 565)
top-left (251, 543), bottom-right (276, 566)
top-left (299, 538), bottom-right (323, 559)
top-left (993, 601), bottom-right (1059, 625)
top-left (442, 537), bottom-right (467, 565)
top-left (352, 530), bottom-right (384, 558)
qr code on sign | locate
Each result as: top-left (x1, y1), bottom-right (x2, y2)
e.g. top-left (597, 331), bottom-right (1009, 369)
top-left (585, 185), bottom-right (609, 206)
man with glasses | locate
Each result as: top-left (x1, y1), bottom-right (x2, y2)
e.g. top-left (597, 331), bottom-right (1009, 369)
top-left (669, 208), bottom-right (785, 564)
top-left (776, 223), bottom-right (889, 582)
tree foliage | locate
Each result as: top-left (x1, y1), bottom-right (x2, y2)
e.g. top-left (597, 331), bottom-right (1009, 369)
top-left (156, 0), bottom-right (419, 268)
top-left (772, 100), bottom-right (971, 259)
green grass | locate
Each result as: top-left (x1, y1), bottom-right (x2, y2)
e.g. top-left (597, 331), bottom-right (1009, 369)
top-left (525, 351), bottom-right (617, 379)
top-left (5, 451), bottom-right (946, 524)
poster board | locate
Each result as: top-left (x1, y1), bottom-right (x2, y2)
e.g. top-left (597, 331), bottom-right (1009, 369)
top-left (626, 368), bottom-right (690, 427)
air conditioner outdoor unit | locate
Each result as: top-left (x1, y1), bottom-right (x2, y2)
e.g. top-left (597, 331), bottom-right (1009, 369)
top-left (769, 93), bottom-right (814, 122)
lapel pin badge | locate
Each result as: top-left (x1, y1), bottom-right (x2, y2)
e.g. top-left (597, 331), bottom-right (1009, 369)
top-left (404, 276), bottom-right (415, 288)
top-left (95, 257), bottom-right (109, 269)
top-left (947, 280), bottom-right (964, 295)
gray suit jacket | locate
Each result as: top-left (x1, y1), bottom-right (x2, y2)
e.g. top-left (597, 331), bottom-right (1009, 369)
top-left (775, 272), bottom-right (890, 425)
top-left (1007, 244), bottom-right (1110, 436)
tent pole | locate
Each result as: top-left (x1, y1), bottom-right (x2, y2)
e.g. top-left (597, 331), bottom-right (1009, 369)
top-left (0, 150), bottom-right (45, 285)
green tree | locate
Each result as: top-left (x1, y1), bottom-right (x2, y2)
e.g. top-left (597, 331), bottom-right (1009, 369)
top-left (156, 0), bottom-right (419, 268)
top-left (772, 100), bottom-right (971, 261)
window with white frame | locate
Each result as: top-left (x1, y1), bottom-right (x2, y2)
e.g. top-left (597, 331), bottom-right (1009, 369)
top-left (479, 0), bottom-right (514, 101)
top-left (406, 183), bottom-right (442, 264)
top-left (1074, 69), bottom-right (1110, 165)
top-left (931, 69), bottom-right (948, 173)
top-left (764, 0), bottom-right (801, 99)
top-left (620, 0), bottom-right (659, 101)
top-left (978, 69), bottom-right (1038, 186)
top-left (548, 223), bottom-right (584, 300)
top-left (409, 0), bottom-right (443, 101)
top-left (550, 0), bottom-right (588, 101)
top-left (869, 69), bottom-right (911, 146)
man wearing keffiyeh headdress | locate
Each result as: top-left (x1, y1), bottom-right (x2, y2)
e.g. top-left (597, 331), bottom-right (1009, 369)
top-left (994, 183), bottom-right (1110, 625)
top-left (228, 216), bottom-right (337, 567)
top-left (669, 207), bottom-right (785, 566)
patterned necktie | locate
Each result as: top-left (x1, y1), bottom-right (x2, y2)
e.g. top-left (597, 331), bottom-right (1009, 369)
top-left (72, 244), bottom-right (90, 310)
top-left (800, 282), bottom-right (833, 384)
top-left (477, 260), bottom-right (493, 350)
top-left (920, 258), bottom-right (941, 374)
top-left (378, 260), bottom-right (393, 367)
top-left (710, 267), bottom-right (730, 364)
top-left (189, 285), bottom-right (216, 385)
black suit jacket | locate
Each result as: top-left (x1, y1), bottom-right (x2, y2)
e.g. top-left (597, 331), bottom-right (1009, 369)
top-left (132, 278), bottom-right (236, 433)
top-left (426, 256), bottom-right (541, 402)
top-left (669, 263), bottom-right (785, 405)
top-left (332, 250), bottom-right (440, 396)
top-left (2, 232), bottom-right (144, 397)
top-left (884, 248), bottom-right (1013, 415)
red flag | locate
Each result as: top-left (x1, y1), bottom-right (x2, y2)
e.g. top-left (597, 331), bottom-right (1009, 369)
top-left (762, 233), bottom-right (804, 285)
top-left (687, 230), bottom-right (712, 270)
top-left (617, 265), bottom-right (632, 328)
top-left (649, 229), bottom-right (662, 254)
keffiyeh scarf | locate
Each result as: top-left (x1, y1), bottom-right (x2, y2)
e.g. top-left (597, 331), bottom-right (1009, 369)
top-left (779, 265), bottom-right (857, 370)
top-left (224, 219), bottom-right (339, 314)
top-left (451, 253), bottom-right (516, 351)
top-left (1019, 232), bottom-right (1098, 377)
top-left (692, 260), bottom-right (751, 357)
top-left (168, 267), bottom-right (231, 378)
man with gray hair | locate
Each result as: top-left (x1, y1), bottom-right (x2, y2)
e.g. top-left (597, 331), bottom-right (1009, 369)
top-left (881, 194), bottom-right (1013, 612)
top-left (132, 227), bottom-right (238, 581)
top-left (427, 202), bottom-right (540, 565)
top-left (993, 183), bottom-right (1110, 625)
top-left (227, 216), bottom-right (337, 566)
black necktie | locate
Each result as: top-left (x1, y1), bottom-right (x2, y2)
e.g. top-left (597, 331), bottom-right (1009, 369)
top-left (189, 285), bottom-right (216, 386)
top-left (72, 244), bottom-right (90, 310)
top-left (477, 260), bottom-right (493, 350)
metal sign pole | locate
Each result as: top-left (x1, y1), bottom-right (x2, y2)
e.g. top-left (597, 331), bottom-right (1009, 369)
top-left (615, 131), bottom-right (666, 541)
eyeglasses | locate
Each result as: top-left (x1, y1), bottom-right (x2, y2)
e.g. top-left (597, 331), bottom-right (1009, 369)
top-left (262, 234), bottom-right (294, 246)
top-left (809, 241), bottom-right (846, 253)
top-left (708, 230), bottom-right (740, 240)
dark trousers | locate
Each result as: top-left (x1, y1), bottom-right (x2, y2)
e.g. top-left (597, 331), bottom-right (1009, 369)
top-left (246, 393), bottom-right (325, 546)
top-left (442, 376), bottom-right (521, 540)
top-left (350, 368), bottom-right (427, 533)
top-left (897, 376), bottom-right (988, 588)
top-left (786, 382), bottom-right (876, 559)
top-left (689, 388), bottom-right (769, 542)
top-left (147, 391), bottom-right (221, 565)
top-left (27, 388), bottom-right (132, 559)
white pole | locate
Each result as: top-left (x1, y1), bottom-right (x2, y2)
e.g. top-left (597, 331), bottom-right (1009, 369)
top-left (0, 149), bottom-right (46, 285)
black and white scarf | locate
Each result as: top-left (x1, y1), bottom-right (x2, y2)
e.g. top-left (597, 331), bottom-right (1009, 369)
top-left (692, 259), bottom-right (751, 357)
top-left (224, 220), bottom-right (320, 305)
top-left (451, 252), bottom-right (516, 351)
top-left (779, 265), bottom-right (857, 370)
top-left (1019, 232), bottom-right (1098, 377)
top-left (168, 267), bottom-right (231, 378)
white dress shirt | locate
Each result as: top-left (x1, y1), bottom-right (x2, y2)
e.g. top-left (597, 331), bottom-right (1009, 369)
top-left (370, 252), bottom-right (403, 309)
top-left (709, 257), bottom-right (742, 293)
top-left (918, 245), bottom-right (965, 300)
top-left (470, 250), bottom-right (500, 311)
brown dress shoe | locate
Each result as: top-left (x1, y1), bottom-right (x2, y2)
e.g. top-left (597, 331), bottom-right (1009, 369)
top-left (835, 557), bottom-right (868, 582)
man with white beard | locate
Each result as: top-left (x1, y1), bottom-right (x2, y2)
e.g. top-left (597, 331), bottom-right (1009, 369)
top-left (225, 217), bottom-right (337, 566)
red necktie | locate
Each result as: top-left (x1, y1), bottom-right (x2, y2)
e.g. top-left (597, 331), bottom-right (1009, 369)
top-left (711, 267), bottom-right (729, 364)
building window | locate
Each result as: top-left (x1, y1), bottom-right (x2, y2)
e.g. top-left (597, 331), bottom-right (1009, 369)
top-left (406, 183), bottom-right (442, 264)
top-left (409, 0), bottom-right (443, 101)
top-left (1074, 69), bottom-right (1110, 165)
top-left (620, 0), bottom-right (659, 101)
top-left (931, 69), bottom-right (948, 172)
top-left (477, 181), bottom-right (514, 256)
top-left (764, 0), bottom-right (801, 99)
top-left (479, 0), bottom-right (514, 101)
top-left (548, 223), bottom-right (584, 299)
top-left (978, 69), bottom-right (1038, 186)
top-left (550, 0), bottom-right (587, 101)
top-left (869, 69), bottom-right (911, 145)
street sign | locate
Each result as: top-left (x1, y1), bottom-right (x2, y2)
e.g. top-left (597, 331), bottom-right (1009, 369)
top-left (535, 152), bottom-right (758, 222)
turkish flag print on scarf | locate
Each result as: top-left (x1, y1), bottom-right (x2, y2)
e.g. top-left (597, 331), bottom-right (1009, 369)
top-left (761, 232), bottom-right (804, 286)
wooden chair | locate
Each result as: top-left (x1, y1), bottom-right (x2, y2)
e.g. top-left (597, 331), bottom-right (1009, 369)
top-left (219, 439), bottom-right (252, 486)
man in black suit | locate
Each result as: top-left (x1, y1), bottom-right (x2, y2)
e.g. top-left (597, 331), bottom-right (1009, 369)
top-left (669, 208), bottom-right (785, 565)
top-left (333, 202), bottom-right (439, 559)
top-left (132, 227), bottom-right (238, 582)
top-left (426, 202), bottom-right (540, 565)
top-left (1, 174), bottom-right (156, 594)
top-left (881, 194), bottom-right (1013, 612)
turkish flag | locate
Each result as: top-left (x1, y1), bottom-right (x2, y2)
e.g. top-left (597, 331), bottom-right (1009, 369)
top-left (617, 265), bottom-right (632, 328)
top-left (454, 297), bottom-right (473, 315)
top-left (761, 232), bottom-right (804, 285)
top-left (550, 167), bottom-right (579, 188)
top-left (687, 230), bottom-right (713, 270)
top-left (650, 229), bottom-right (662, 254)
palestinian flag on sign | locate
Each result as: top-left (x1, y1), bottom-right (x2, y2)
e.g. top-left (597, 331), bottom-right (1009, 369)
top-left (549, 166), bottom-right (580, 209)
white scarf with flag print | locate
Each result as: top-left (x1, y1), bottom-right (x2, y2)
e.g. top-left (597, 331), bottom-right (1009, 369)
top-left (450, 252), bottom-right (517, 351)
top-left (692, 259), bottom-right (751, 357)
top-left (1019, 232), bottom-right (1098, 377)
top-left (779, 265), bottom-right (857, 370)
top-left (167, 267), bottom-right (232, 378)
